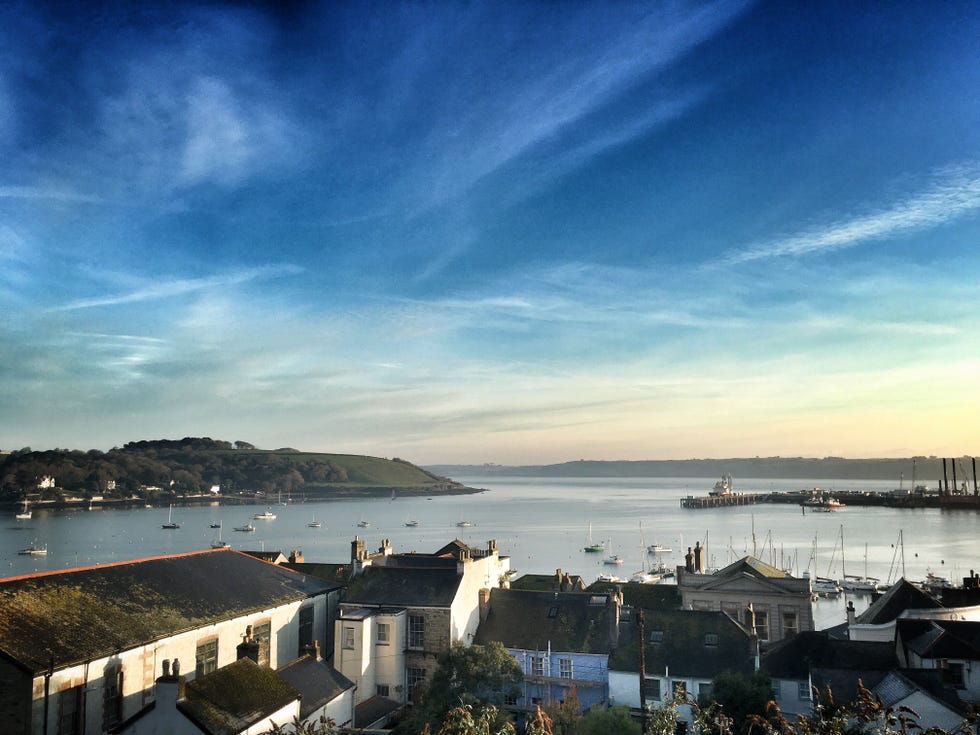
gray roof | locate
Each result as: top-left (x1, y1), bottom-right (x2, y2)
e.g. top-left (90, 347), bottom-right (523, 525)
top-left (344, 565), bottom-right (462, 607)
top-left (354, 694), bottom-right (402, 729)
top-left (0, 549), bottom-right (332, 673)
top-left (762, 631), bottom-right (897, 680)
top-left (855, 579), bottom-right (942, 625)
top-left (277, 657), bottom-right (354, 719)
top-left (473, 588), bottom-right (617, 654)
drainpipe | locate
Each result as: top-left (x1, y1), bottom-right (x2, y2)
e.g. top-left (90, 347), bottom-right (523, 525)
top-left (43, 656), bottom-right (54, 735)
top-left (943, 459), bottom-right (949, 493)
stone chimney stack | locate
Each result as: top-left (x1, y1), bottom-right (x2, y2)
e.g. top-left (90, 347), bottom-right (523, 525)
top-left (487, 539), bottom-right (498, 555)
top-left (155, 658), bottom-right (186, 710)
top-left (685, 546), bottom-right (695, 573)
top-left (237, 624), bottom-right (260, 663)
top-left (351, 537), bottom-right (366, 564)
top-left (554, 569), bottom-right (563, 590)
top-left (694, 541), bottom-right (704, 574)
top-left (380, 538), bottom-right (392, 556)
top-left (289, 549), bottom-right (304, 563)
top-left (563, 572), bottom-right (573, 592)
top-left (479, 588), bottom-right (491, 622)
top-left (846, 600), bottom-right (856, 627)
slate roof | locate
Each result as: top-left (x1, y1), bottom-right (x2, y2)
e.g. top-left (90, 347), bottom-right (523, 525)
top-left (354, 694), bottom-right (402, 729)
top-left (897, 618), bottom-right (980, 659)
top-left (0, 548), bottom-right (332, 673)
top-left (179, 657), bottom-right (299, 734)
top-left (343, 565), bottom-right (462, 607)
top-left (473, 588), bottom-right (617, 654)
top-left (282, 562), bottom-right (354, 584)
top-left (590, 580), bottom-right (682, 610)
top-left (855, 579), bottom-right (942, 625)
top-left (762, 631), bottom-right (897, 680)
top-left (277, 656), bottom-right (355, 719)
top-left (510, 570), bottom-right (587, 593)
top-left (609, 608), bottom-right (755, 678)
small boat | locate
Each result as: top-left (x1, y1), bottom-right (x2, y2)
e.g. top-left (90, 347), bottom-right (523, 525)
top-left (234, 522), bottom-right (256, 532)
top-left (210, 522), bottom-right (222, 529)
top-left (583, 522), bottom-right (604, 553)
top-left (804, 572), bottom-right (842, 596)
top-left (405, 520), bottom-right (420, 527)
top-left (18, 542), bottom-right (47, 556)
top-left (210, 524), bottom-right (229, 549)
top-left (647, 543), bottom-right (671, 554)
top-left (253, 509), bottom-right (277, 521)
top-left (15, 500), bottom-right (31, 520)
top-left (604, 554), bottom-right (624, 566)
top-left (162, 505), bottom-right (180, 529)
top-left (308, 514), bottom-right (321, 528)
top-left (456, 520), bottom-right (472, 528)
top-left (357, 519), bottom-right (370, 528)
top-left (597, 573), bottom-right (625, 583)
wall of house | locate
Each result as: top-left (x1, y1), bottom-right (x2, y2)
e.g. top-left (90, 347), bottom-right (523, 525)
top-left (451, 553), bottom-right (510, 645)
top-left (374, 611), bottom-right (406, 703)
top-left (509, 648), bottom-right (609, 711)
top-left (608, 670), bottom-right (709, 725)
top-left (319, 686), bottom-right (356, 730)
top-left (29, 594), bottom-right (327, 735)
top-left (335, 615), bottom-right (374, 706)
top-left (0, 659), bottom-right (32, 735)
top-left (771, 677), bottom-right (812, 717)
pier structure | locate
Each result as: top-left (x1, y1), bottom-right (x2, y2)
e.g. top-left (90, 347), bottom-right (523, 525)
top-left (680, 493), bottom-right (767, 509)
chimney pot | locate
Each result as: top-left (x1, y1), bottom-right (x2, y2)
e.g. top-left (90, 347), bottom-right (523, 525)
top-left (172, 659), bottom-right (180, 677)
top-left (162, 659), bottom-right (171, 677)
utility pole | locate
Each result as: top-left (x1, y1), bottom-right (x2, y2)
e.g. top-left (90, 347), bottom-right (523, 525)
top-left (638, 609), bottom-right (648, 735)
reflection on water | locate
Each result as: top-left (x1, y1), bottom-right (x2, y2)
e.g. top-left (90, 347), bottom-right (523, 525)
top-left (4, 476), bottom-right (976, 630)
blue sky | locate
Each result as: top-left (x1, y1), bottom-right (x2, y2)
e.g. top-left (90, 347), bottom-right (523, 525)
top-left (2, 1), bottom-right (978, 464)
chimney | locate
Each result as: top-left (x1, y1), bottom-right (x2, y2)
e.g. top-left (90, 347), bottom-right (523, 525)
top-left (237, 625), bottom-right (260, 663)
top-left (379, 538), bottom-right (392, 556)
top-left (487, 539), bottom-right (498, 555)
top-left (303, 640), bottom-right (321, 660)
top-left (555, 569), bottom-right (563, 590)
top-left (608, 589), bottom-right (622, 647)
top-left (685, 546), bottom-right (695, 573)
top-left (479, 588), bottom-right (491, 622)
top-left (563, 572), bottom-right (573, 592)
top-left (289, 549), bottom-right (304, 563)
top-left (351, 537), bottom-right (365, 564)
top-left (694, 541), bottom-right (704, 574)
top-left (846, 600), bottom-right (856, 627)
top-left (155, 658), bottom-right (186, 710)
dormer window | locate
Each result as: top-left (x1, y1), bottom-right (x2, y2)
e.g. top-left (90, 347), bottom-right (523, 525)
top-left (548, 606), bottom-right (559, 618)
top-left (704, 633), bottom-right (719, 647)
top-left (650, 630), bottom-right (664, 643)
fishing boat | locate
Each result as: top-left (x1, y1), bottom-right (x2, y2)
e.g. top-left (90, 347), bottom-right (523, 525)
top-left (405, 520), bottom-right (420, 527)
top-left (234, 522), bottom-right (256, 532)
top-left (162, 505), bottom-right (180, 529)
top-left (456, 520), bottom-right (472, 528)
top-left (18, 541), bottom-right (47, 555)
top-left (253, 509), bottom-right (277, 521)
top-left (583, 522), bottom-right (604, 553)
top-left (648, 543), bottom-right (671, 554)
top-left (15, 500), bottom-right (31, 520)
top-left (210, 521), bottom-right (222, 529)
top-left (604, 554), bottom-right (624, 566)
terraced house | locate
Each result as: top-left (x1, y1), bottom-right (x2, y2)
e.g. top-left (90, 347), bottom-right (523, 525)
top-left (0, 549), bottom-right (342, 735)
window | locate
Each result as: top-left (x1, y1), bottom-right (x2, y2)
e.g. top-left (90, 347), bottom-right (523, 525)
top-left (645, 677), bottom-right (661, 701)
top-left (408, 667), bottom-right (427, 704)
top-left (559, 658), bottom-right (573, 679)
top-left (58, 685), bottom-right (83, 735)
top-left (298, 606), bottom-right (314, 656)
top-left (342, 626), bottom-right (356, 650)
top-left (782, 611), bottom-right (798, 638)
top-left (408, 614), bottom-right (425, 649)
top-left (503, 692), bottom-right (518, 706)
top-left (700, 683), bottom-right (713, 701)
top-left (531, 656), bottom-right (544, 676)
top-left (253, 621), bottom-right (271, 667)
top-left (196, 638), bottom-right (218, 678)
top-left (102, 667), bottom-right (123, 730)
top-left (755, 610), bottom-right (770, 641)
top-left (704, 633), bottom-right (719, 647)
top-left (376, 684), bottom-right (390, 697)
top-left (548, 606), bottom-right (560, 618)
top-left (798, 681), bottom-right (811, 700)
top-left (377, 621), bottom-right (390, 644)
top-left (650, 630), bottom-right (664, 643)
top-left (943, 662), bottom-right (966, 689)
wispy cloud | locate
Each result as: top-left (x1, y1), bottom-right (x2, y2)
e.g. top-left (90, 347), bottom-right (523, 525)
top-left (721, 163), bottom-right (980, 264)
top-left (47, 264), bottom-right (303, 312)
top-left (0, 186), bottom-right (101, 203)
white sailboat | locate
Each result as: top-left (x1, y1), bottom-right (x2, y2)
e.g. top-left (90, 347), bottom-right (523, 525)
top-left (308, 513), bottom-right (321, 528)
top-left (837, 527), bottom-right (879, 593)
top-left (162, 505), bottom-right (179, 529)
top-left (210, 522), bottom-right (229, 549)
top-left (15, 499), bottom-right (31, 520)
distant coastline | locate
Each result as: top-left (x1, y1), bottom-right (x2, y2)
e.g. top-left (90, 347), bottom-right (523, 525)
top-left (430, 456), bottom-right (974, 483)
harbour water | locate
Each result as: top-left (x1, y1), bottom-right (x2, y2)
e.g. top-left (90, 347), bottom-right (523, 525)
top-left (4, 476), bottom-right (976, 630)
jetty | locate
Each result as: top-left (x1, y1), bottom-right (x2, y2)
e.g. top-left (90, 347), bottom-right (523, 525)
top-left (681, 493), bottom-right (767, 509)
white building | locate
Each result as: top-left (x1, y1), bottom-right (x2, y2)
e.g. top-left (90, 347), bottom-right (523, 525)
top-left (0, 548), bottom-right (344, 735)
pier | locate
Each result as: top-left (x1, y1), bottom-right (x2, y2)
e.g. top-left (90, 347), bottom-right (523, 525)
top-left (680, 493), bottom-right (768, 509)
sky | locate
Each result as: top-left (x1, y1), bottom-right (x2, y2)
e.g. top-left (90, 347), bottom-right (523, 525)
top-left (1, 1), bottom-right (978, 465)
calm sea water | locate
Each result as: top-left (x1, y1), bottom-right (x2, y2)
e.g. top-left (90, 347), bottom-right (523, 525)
top-left (4, 476), bottom-right (977, 629)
